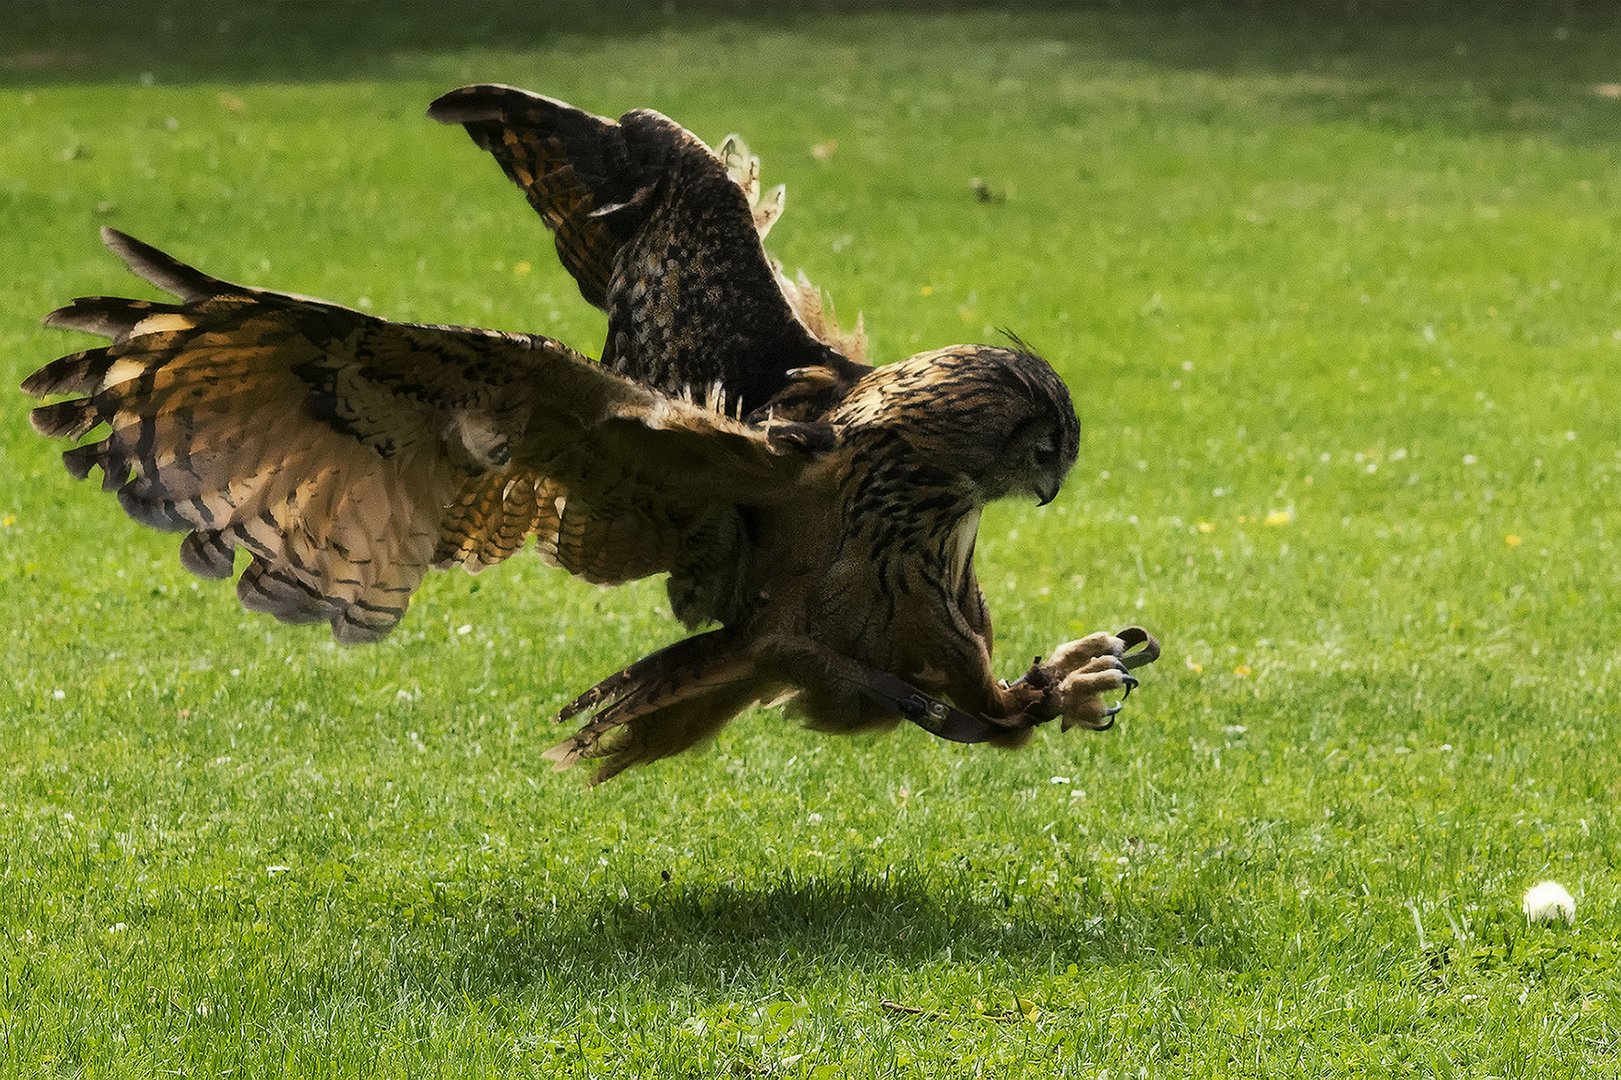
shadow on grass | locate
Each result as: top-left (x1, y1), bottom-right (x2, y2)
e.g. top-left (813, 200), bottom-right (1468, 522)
top-left (382, 866), bottom-right (1257, 1000)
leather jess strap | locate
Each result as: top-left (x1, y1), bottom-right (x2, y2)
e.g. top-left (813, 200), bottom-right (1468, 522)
top-left (832, 627), bottom-right (1161, 745)
top-left (839, 661), bottom-right (1007, 744)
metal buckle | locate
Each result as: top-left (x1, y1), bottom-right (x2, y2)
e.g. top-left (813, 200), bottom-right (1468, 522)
top-left (900, 693), bottom-right (947, 733)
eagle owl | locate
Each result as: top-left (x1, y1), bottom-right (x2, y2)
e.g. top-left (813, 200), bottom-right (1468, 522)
top-left (23, 85), bottom-right (1158, 781)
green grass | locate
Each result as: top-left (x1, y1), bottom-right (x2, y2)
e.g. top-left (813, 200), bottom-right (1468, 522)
top-left (4, 3), bottom-right (1621, 1075)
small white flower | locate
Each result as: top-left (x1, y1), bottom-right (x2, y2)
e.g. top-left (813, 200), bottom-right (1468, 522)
top-left (456, 624), bottom-right (473, 636)
top-left (1522, 880), bottom-right (1575, 924)
top-left (1049, 775), bottom-right (1071, 785)
top-left (107, 922), bottom-right (128, 934)
top-left (266, 865), bottom-right (291, 877)
top-left (51, 689), bottom-right (66, 701)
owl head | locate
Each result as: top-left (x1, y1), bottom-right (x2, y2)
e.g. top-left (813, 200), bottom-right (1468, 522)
top-left (833, 343), bottom-right (1081, 506)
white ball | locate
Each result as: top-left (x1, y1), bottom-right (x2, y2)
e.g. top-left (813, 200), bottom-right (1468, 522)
top-left (1522, 880), bottom-right (1576, 924)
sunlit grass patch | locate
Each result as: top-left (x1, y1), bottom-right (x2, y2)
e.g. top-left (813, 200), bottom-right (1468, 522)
top-left (3, 4), bottom-right (1619, 1076)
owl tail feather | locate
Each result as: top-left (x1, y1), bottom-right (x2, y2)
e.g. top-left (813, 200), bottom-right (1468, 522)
top-left (545, 629), bottom-right (781, 783)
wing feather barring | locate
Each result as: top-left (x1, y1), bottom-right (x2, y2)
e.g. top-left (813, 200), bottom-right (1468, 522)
top-left (23, 85), bottom-right (1159, 781)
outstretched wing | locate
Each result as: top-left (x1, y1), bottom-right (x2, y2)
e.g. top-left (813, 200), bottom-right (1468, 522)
top-left (426, 87), bottom-right (629, 310)
top-left (24, 229), bottom-right (810, 643)
top-left (428, 84), bottom-right (867, 415)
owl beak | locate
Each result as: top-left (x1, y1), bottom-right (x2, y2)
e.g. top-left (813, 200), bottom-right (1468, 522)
top-left (1036, 480), bottom-right (1060, 506)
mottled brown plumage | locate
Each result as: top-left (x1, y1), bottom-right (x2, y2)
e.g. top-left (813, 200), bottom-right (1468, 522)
top-left (23, 85), bottom-right (1156, 781)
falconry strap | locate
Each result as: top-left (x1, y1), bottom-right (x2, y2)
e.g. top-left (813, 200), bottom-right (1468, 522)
top-left (835, 660), bottom-right (1023, 744)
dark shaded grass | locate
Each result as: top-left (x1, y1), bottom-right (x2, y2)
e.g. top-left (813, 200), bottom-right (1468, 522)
top-left (5, 2), bottom-right (1621, 146)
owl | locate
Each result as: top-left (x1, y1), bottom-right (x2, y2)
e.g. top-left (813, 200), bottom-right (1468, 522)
top-left (23, 85), bottom-right (1158, 781)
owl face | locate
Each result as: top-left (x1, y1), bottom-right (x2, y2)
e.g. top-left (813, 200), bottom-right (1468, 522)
top-left (994, 403), bottom-right (1079, 506)
top-left (966, 347), bottom-right (1080, 507)
top-left (836, 344), bottom-right (1080, 507)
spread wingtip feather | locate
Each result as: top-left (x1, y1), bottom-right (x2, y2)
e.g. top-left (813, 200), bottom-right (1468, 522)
top-left (428, 83), bottom-right (538, 125)
top-left (99, 227), bottom-right (223, 301)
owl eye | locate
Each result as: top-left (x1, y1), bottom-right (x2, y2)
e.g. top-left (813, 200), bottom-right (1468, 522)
top-left (1032, 436), bottom-right (1060, 465)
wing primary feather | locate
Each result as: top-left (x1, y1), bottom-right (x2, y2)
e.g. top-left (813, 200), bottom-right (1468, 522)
top-left (100, 226), bottom-right (225, 301)
top-left (44, 297), bottom-right (188, 339)
top-left (20, 348), bottom-right (114, 397)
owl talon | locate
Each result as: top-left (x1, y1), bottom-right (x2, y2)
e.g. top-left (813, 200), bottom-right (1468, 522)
top-left (1117, 627), bottom-right (1161, 671)
top-left (1097, 674), bottom-right (1138, 723)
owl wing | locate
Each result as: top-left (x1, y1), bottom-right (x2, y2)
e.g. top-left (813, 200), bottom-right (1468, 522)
top-left (24, 229), bottom-right (810, 643)
top-left (426, 85), bottom-right (630, 310)
top-left (428, 84), bottom-right (867, 415)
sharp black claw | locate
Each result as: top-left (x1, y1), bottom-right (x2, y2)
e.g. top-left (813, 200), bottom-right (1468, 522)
top-left (1096, 673), bottom-right (1139, 728)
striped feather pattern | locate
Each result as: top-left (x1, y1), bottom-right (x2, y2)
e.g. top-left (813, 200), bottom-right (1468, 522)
top-left (434, 465), bottom-right (548, 573)
top-left (429, 85), bottom-right (638, 309)
top-left (25, 229), bottom-right (813, 643)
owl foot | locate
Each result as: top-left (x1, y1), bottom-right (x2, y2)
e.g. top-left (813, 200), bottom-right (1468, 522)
top-left (1052, 654), bottom-right (1133, 731)
top-left (1025, 626), bottom-right (1160, 731)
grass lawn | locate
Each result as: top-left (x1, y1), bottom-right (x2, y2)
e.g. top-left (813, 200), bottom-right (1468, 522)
top-left (3, 2), bottom-right (1620, 1075)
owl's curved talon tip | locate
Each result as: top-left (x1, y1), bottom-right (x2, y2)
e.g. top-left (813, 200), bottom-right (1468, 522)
top-left (1117, 628), bottom-right (1161, 671)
